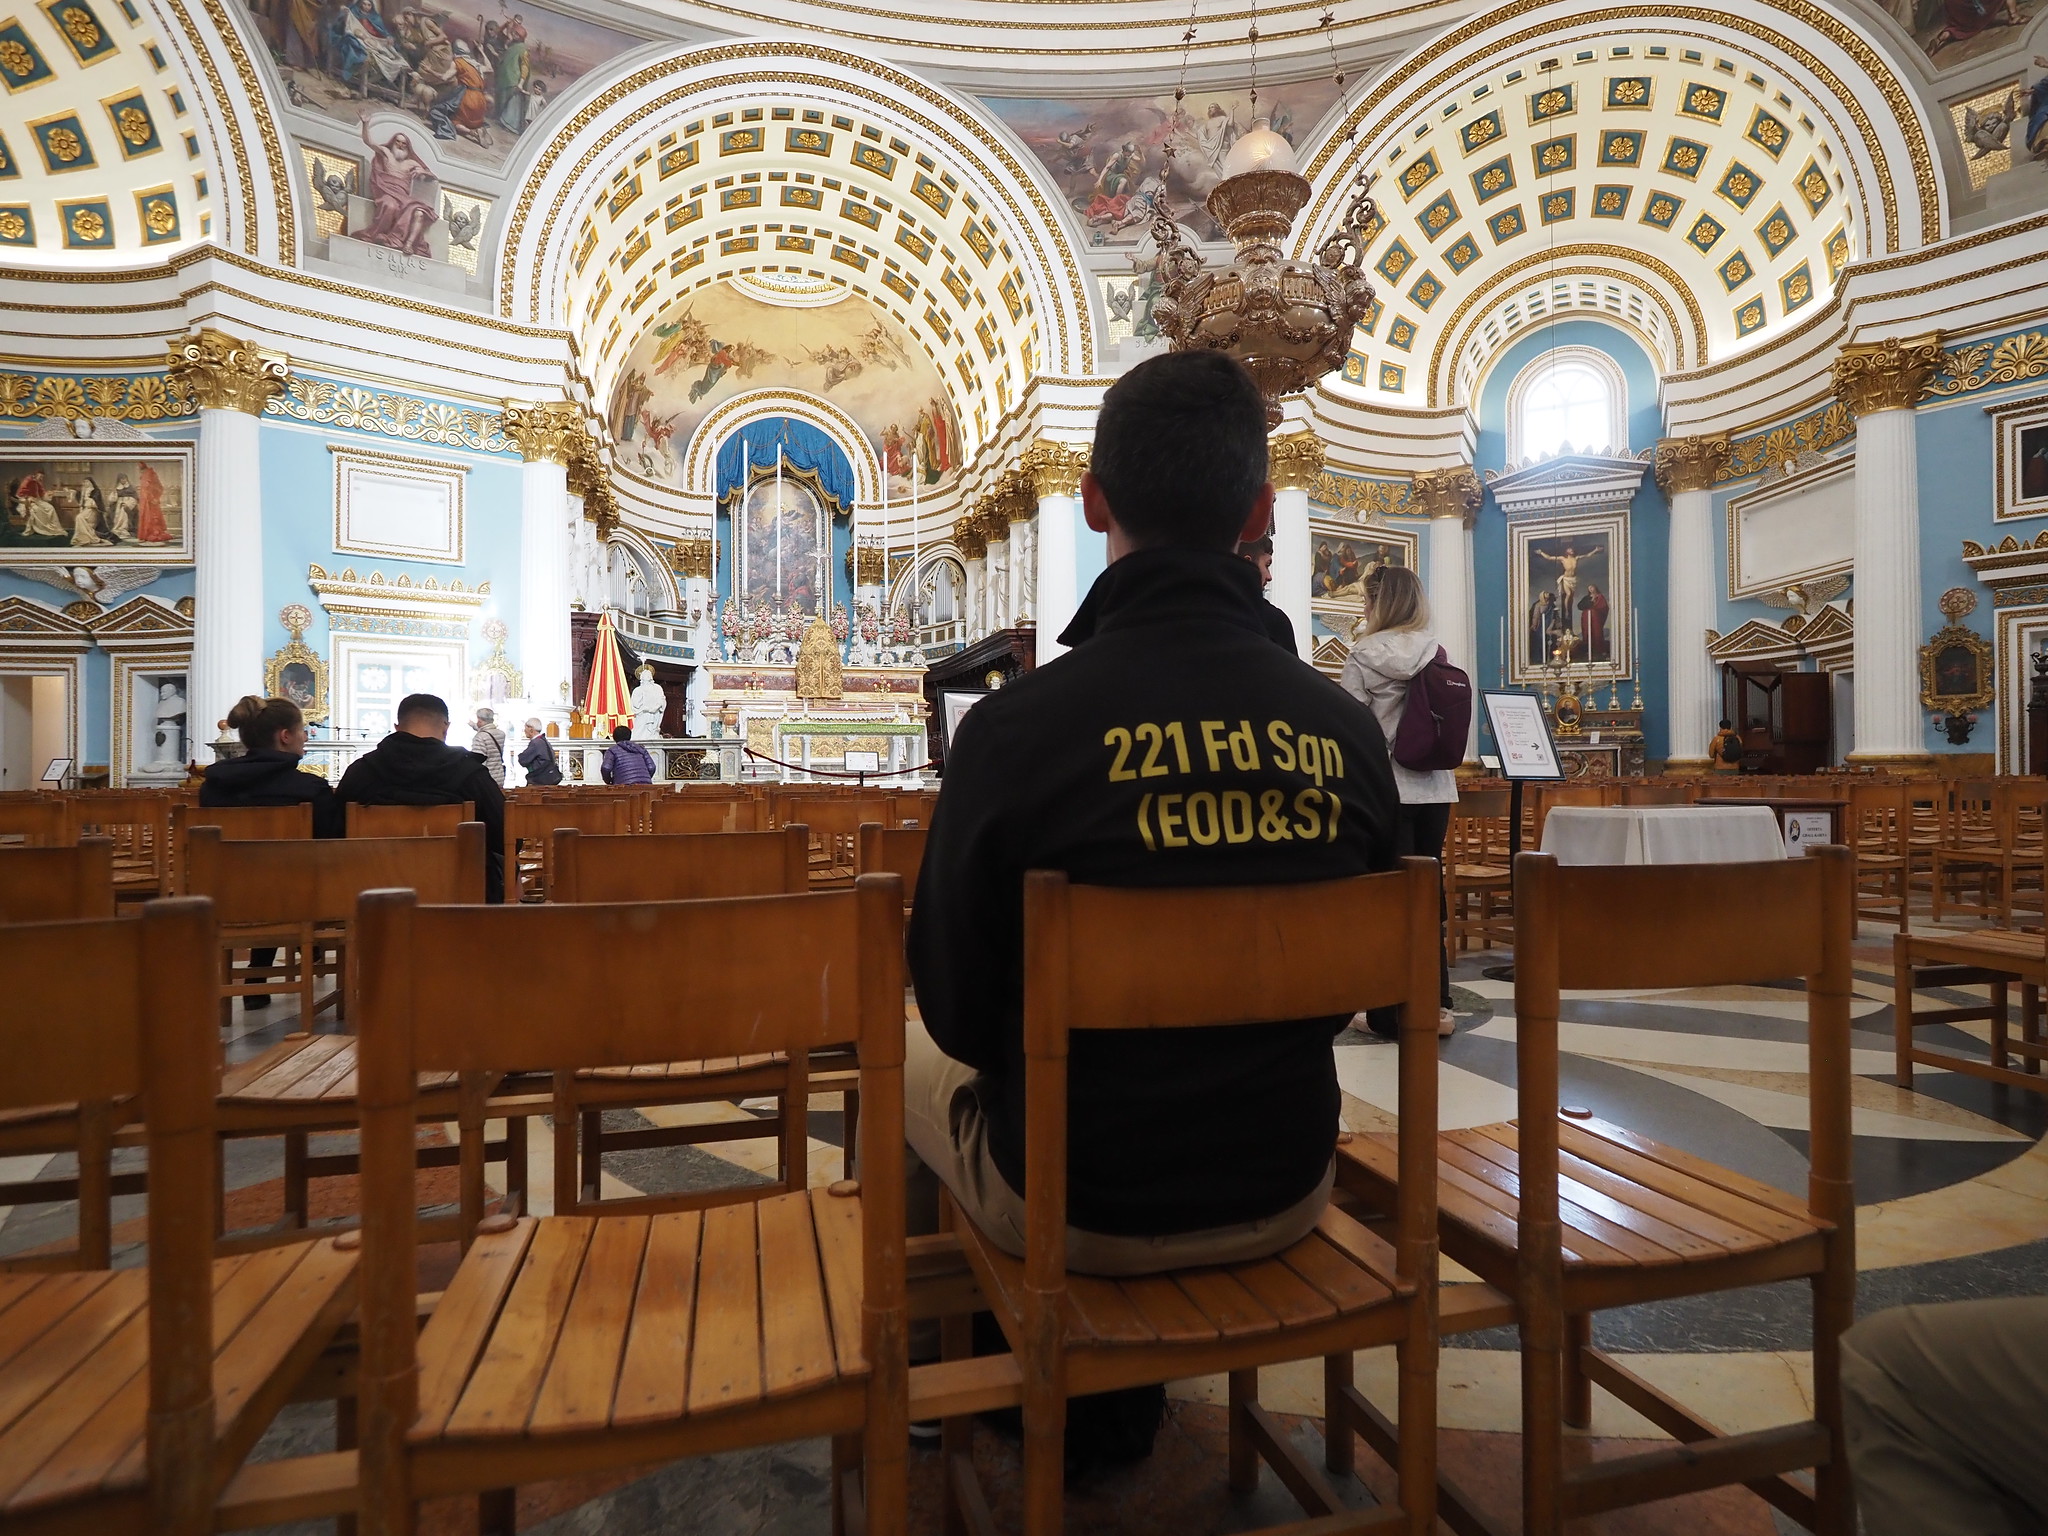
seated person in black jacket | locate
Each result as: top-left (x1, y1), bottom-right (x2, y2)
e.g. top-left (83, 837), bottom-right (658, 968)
top-left (335, 691), bottom-right (507, 902)
top-left (906, 352), bottom-right (1401, 1277)
top-left (200, 693), bottom-right (345, 1007)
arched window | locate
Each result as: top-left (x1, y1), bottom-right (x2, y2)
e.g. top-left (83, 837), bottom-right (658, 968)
top-left (1506, 346), bottom-right (1629, 463)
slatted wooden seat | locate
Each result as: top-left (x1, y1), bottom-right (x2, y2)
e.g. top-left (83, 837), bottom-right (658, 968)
top-left (504, 795), bottom-right (629, 901)
top-left (0, 797), bottom-right (67, 848)
top-left (856, 822), bottom-right (926, 905)
top-left (1334, 847), bottom-right (1856, 1536)
top-left (768, 791), bottom-right (890, 884)
top-left (941, 863), bottom-right (1443, 1536)
top-left (1894, 922), bottom-right (2048, 1098)
top-left (545, 826), bottom-right (820, 1212)
top-left (0, 840), bottom-right (124, 1271)
top-left (1846, 782), bottom-right (1910, 930)
top-left (62, 792), bottom-right (170, 899)
top-left (351, 877), bottom-right (907, 1534)
top-left (1930, 780), bottom-right (2048, 927)
top-left (0, 898), bottom-right (358, 1533)
top-left (345, 801), bottom-right (473, 837)
top-left (1445, 791), bottom-right (1513, 955)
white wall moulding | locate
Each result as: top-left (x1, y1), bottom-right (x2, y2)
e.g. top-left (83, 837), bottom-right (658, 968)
top-left (1990, 392), bottom-right (2048, 522)
top-left (330, 445), bottom-right (468, 564)
top-left (306, 563), bottom-right (489, 636)
top-left (1727, 456), bottom-right (1856, 599)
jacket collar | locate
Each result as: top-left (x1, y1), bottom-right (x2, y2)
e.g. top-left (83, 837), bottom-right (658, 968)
top-left (1056, 545), bottom-right (1270, 648)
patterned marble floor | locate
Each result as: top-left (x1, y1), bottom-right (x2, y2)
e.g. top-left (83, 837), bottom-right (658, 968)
top-left (4, 916), bottom-right (2043, 1533)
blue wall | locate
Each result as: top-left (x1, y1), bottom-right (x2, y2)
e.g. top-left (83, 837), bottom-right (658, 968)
top-left (1472, 319), bottom-right (1672, 758)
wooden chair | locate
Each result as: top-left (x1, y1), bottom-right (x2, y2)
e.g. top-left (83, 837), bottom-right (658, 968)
top-left (0, 898), bottom-right (358, 1532)
top-left (185, 825), bottom-right (519, 1245)
top-left (168, 801), bottom-right (311, 895)
top-left (345, 801), bottom-right (473, 837)
top-left (0, 839), bottom-right (124, 1271)
top-left (1894, 919), bottom-right (2048, 1099)
top-left (61, 791), bottom-right (170, 898)
top-left (1335, 847), bottom-right (1856, 1536)
top-left (856, 822), bottom-right (926, 905)
top-left (505, 795), bottom-right (629, 901)
top-left (546, 825), bottom-right (819, 1212)
top-left (1445, 791), bottom-right (1514, 955)
top-left (940, 862), bottom-right (1443, 1536)
top-left (1846, 781), bottom-right (1910, 931)
top-left (769, 791), bottom-right (890, 883)
top-left (1931, 779), bottom-right (2048, 927)
top-left (350, 877), bottom-right (908, 1534)
top-left (651, 794), bottom-right (760, 834)
top-left (0, 796), bottom-right (67, 848)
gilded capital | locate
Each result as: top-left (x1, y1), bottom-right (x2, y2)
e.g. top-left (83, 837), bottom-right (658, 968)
top-left (500, 399), bottom-right (585, 466)
top-left (977, 495), bottom-right (1010, 543)
top-left (1267, 428), bottom-right (1327, 492)
top-left (1020, 437), bottom-right (1089, 499)
top-left (998, 470), bottom-right (1036, 524)
top-left (954, 516), bottom-right (988, 561)
top-left (668, 537), bottom-right (714, 581)
top-left (1408, 466), bottom-right (1482, 526)
top-left (1831, 332), bottom-right (1944, 416)
top-left (581, 473), bottom-right (620, 536)
top-left (852, 544), bottom-right (886, 586)
top-left (1652, 434), bottom-right (1733, 495)
top-left (167, 329), bottom-right (288, 415)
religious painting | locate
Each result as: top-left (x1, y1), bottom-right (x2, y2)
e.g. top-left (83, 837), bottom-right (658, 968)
top-left (736, 470), bottom-right (831, 616)
top-left (1993, 393), bottom-right (2048, 520)
top-left (0, 443), bottom-right (194, 564)
top-left (1899, 0), bottom-right (2045, 66)
top-left (1305, 518), bottom-right (1418, 678)
top-left (1920, 624), bottom-right (1994, 713)
top-left (611, 280), bottom-right (961, 500)
top-left (984, 79), bottom-right (1345, 247)
top-left (240, 0), bottom-right (646, 170)
top-left (1508, 509), bottom-right (1631, 684)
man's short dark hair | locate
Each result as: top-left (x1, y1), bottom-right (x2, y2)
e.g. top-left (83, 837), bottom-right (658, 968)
top-left (396, 692), bottom-right (449, 724)
top-left (1238, 534), bottom-right (1274, 558)
top-left (1090, 351), bottom-right (1269, 550)
top-left (612, 725), bottom-right (632, 743)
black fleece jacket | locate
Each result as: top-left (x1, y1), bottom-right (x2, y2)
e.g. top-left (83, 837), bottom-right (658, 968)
top-left (907, 545), bottom-right (1400, 1236)
top-left (335, 731), bottom-right (506, 901)
top-left (199, 750), bottom-right (345, 838)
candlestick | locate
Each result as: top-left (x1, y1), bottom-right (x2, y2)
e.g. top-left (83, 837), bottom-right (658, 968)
top-left (1499, 614), bottom-right (1507, 687)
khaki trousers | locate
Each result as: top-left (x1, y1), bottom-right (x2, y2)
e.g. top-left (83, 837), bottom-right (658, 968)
top-left (902, 1017), bottom-right (1332, 1278)
top-left (1842, 1297), bottom-right (2048, 1536)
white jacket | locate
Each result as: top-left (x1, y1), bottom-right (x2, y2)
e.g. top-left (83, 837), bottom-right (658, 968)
top-left (1339, 628), bottom-right (1460, 805)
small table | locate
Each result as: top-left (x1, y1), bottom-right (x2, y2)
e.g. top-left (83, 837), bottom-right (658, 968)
top-left (1705, 798), bottom-right (1843, 855)
top-left (1540, 805), bottom-right (1787, 866)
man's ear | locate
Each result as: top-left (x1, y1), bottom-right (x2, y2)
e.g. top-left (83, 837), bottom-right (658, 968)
top-left (1080, 470), bottom-right (1113, 534)
top-left (1238, 482), bottom-right (1276, 544)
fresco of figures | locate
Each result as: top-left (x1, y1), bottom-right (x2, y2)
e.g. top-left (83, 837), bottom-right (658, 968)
top-left (0, 449), bottom-right (193, 563)
top-left (610, 281), bottom-right (962, 499)
top-left (242, 0), bottom-right (645, 168)
top-left (985, 81), bottom-right (1342, 248)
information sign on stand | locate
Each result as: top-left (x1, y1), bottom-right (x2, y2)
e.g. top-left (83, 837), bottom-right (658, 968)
top-left (1477, 692), bottom-right (1565, 982)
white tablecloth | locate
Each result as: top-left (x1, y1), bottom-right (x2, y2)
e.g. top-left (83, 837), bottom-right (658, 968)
top-left (1539, 806), bottom-right (1787, 866)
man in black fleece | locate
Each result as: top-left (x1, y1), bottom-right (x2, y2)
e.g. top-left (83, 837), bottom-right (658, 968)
top-left (336, 692), bottom-right (506, 901)
top-left (906, 351), bottom-right (1400, 1277)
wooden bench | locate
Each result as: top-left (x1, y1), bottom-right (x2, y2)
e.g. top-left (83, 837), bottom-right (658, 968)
top-left (344, 801), bottom-right (473, 837)
top-left (168, 802), bottom-right (311, 896)
top-left (504, 795), bottom-right (629, 901)
top-left (1894, 923), bottom-right (2048, 1097)
top-left (0, 796), bottom-right (67, 848)
top-left (856, 822), bottom-right (926, 906)
top-left (61, 790), bottom-right (170, 899)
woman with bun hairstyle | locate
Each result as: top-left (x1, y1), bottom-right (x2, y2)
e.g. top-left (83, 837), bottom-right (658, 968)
top-left (200, 696), bottom-right (343, 1009)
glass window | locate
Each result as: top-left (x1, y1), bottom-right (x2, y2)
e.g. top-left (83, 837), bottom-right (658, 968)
top-left (1518, 360), bottom-right (1615, 457)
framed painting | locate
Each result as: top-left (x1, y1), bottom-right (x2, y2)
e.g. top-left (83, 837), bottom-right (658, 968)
top-left (1992, 393), bottom-right (2048, 522)
top-left (0, 442), bottom-right (194, 564)
top-left (1508, 507), bottom-right (1630, 684)
top-left (1305, 518), bottom-right (1419, 675)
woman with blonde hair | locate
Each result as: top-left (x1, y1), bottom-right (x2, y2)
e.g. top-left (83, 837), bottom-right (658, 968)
top-left (1340, 562), bottom-right (1459, 1036)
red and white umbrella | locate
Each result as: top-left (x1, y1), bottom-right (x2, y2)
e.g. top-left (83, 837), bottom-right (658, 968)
top-left (583, 612), bottom-right (634, 736)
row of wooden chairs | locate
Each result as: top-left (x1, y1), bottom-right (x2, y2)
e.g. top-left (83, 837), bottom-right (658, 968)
top-left (0, 844), bottom-right (1860, 1536)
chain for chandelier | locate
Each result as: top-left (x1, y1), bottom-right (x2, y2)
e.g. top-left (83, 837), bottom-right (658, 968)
top-left (1247, 0), bottom-right (1259, 115)
top-left (1319, 8), bottom-right (1355, 142)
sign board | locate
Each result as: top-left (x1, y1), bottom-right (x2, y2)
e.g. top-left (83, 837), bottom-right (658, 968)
top-left (1783, 809), bottom-right (1832, 857)
top-left (1480, 691), bottom-right (1566, 781)
top-left (39, 757), bottom-right (71, 783)
top-left (940, 689), bottom-right (989, 747)
top-left (842, 750), bottom-right (881, 773)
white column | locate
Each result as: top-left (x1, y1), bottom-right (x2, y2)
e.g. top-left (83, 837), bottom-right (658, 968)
top-left (1268, 429), bottom-right (1324, 661)
top-left (1024, 440), bottom-right (1086, 661)
top-left (1835, 335), bottom-right (1943, 766)
top-left (1653, 437), bottom-right (1731, 770)
top-left (986, 535), bottom-right (1009, 630)
top-left (1007, 514), bottom-right (1033, 631)
top-left (170, 331), bottom-right (286, 751)
top-left (1414, 469), bottom-right (1481, 756)
top-left (503, 401), bottom-right (582, 729)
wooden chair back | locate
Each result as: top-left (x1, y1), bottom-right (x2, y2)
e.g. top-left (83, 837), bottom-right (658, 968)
top-left (171, 802), bottom-right (313, 893)
top-left (345, 801), bottom-right (473, 837)
top-left (61, 791), bottom-right (169, 893)
top-left (506, 796), bottom-right (630, 898)
top-left (1512, 846), bottom-right (1854, 1240)
top-left (0, 898), bottom-right (218, 1527)
top-left (651, 794), bottom-right (760, 834)
top-left (0, 838), bottom-right (115, 922)
top-left (185, 823), bottom-right (487, 925)
top-left (1019, 862), bottom-right (1441, 1297)
top-left (349, 876), bottom-right (907, 1519)
top-left (550, 824), bottom-right (808, 903)
top-left (1846, 782), bottom-right (1909, 854)
top-left (857, 823), bottom-right (927, 904)
top-left (770, 791), bottom-right (892, 837)
top-left (0, 797), bottom-right (67, 848)
top-left (888, 791), bottom-right (940, 828)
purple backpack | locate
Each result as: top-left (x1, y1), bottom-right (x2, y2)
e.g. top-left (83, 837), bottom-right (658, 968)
top-left (1390, 646), bottom-right (1473, 772)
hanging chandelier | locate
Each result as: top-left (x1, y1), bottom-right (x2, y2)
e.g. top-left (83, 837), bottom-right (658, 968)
top-left (1149, 5), bottom-right (1378, 427)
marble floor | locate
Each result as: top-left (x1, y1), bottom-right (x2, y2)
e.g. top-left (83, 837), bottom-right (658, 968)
top-left (3, 916), bottom-right (2043, 1533)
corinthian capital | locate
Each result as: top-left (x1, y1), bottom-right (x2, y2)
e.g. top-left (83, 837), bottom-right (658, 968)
top-left (668, 537), bottom-right (714, 581)
top-left (1408, 465), bottom-right (1482, 526)
top-left (1020, 437), bottom-right (1089, 499)
top-left (954, 515), bottom-right (988, 561)
top-left (1267, 428), bottom-right (1326, 491)
top-left (167, 329), bottom-right (288, 415)
top-left (1830, 332), bottom-right (1944, 417)
top-left (1653, 433), bottom-right (1733, 495)
top-left (500, 399), bottom-right (585, 466)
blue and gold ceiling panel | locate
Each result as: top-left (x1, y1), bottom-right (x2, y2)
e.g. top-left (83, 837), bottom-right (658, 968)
top-left (1417, 189), bottom-right (1461, 240)
top-left (38, 0), bottom-right (113, 65)
top-left (1795, 158), bottom-right (1832, 216)
top-left (1596, 129), bottom-right (1642, 167)
top-left (29, 107), bottom-right (92, 171)
top-left (57, 191), bottom-right (109, 246)
top-left (1471, 154), bottom-right (1515, 201)
top-left (1717, 249), bottom-right (1753, 291)
top-left (1395, 149), bottom-right (1440, 200)
top-left (1459, 109), bottom-right (1505, 156)
top-left (1756, 203), bottom-right (1796, 257)
top-left (1387, 314), bottom-right (1418, 350)
top-left (1661, 136), bottom-right (1708, 179)
top-left (1780, 262), bottom-right (1814, 313)
top-left (1487, 204), bottom-right (1526, 243)
top-left (1640, 189), bottom-right (1682, 229)
top-left (1407, 270), bottom-right (1444, 311)
top-left (1527, 81), bottom-right (1576, 123)
top-left (1686, 211), bottom-right (1725, 252)
top-left (1375, 237), bottom-right (1416, 283)
top-left (1589, 183), bottom-right (1631, 218)
top-left (1716, 159), bottom-right (1763, 210)
top-left (0, 200), bottom-right (29, 242)
top-left (0, 126), bottom-right (14, 177)
top-left (1539, 188), bottom-right (1574, 224)
top-left (1445, 233), bottom-right (1482, 273)
top-left (1532, 133), bottom-right (1576, 175)
top-left (1734, 296), bottom-right (1767, 337)
top-left (134, 179), bottom-right (174, 241)
top-left (101, 86), bottom-right (155, 157)
top-left (1745, 108), bottom-right (1790, 160)
top-left (1679, 81), bottom-right (1728, 123)
top-left (0, 18), bottom-right (55, 91)
top-left (1605, 75), bottom-right (1652, 110)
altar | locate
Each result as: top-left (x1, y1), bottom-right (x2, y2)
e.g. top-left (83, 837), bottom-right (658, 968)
top-left (555, 736), bottom-right (746, 784)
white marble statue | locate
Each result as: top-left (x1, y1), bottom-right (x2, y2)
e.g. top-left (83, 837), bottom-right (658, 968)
top-left (630, 664), bottom-right (668, 738)
top-left (685, 613), bottom-right (715, 735)
top-left (151, 680), bottom-right (186, 764)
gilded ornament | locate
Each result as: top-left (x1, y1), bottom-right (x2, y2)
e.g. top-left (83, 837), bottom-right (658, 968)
top-left (0, 211), bottom-right (23, 240)
top-left (499, 398), bottom-right (584, 465)
top-left (1613, 79), bottom-right (1647, 104)
top-left (1928, 331), bottom-right (2048, 398)
top-left (167, 328), bottom-right (289, 415)
top-left (794, 616), bottom-right (843, 700)
top-left (58, 6), bottom-right (98, 47)
top-left (142, 198), bottom-right (174, 234)
top-left (1536, 88), bottom-right (1569, 116)
top-left (1831, 332), bottom-right (1944, 416)
top-left (668, 537), bottom-right (714, 580)
top-left (116, 107), bottom-right (150, 146)
top-left (954, 517), bottom-right (988, 561)
top-left (0, 40), bottom-right (34, 75)
top-left (1687, 86), bottom-right (1720, 115)
top-left (47, 127), bottom-right (83, 164)
top-left (1268, 429), bottom-right (1327, 491)
top-left (1653, 433), bottom-right (1733, 495)
top-left (1020, 437), bottom-right (1088, 499)
top-left (1408, 465), bottom-right (1482, 525)
top-left (1672, 145), bottom-right (1700, 170)
top-left (67, 206), bottom-right (103, 241)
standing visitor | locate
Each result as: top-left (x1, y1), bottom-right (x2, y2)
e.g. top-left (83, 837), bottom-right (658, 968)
top-left (469, 706), bottom-right (506, 786)
top-left (519, 716), bottom-right (561, 784)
